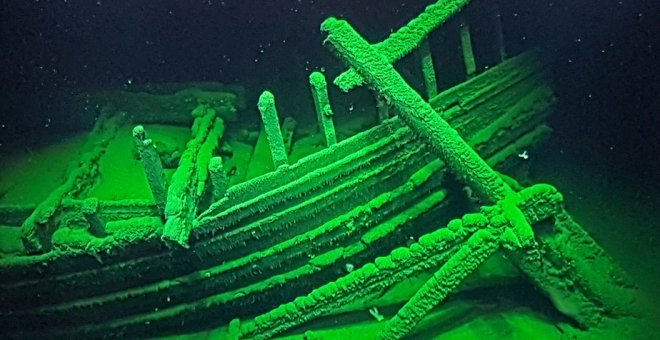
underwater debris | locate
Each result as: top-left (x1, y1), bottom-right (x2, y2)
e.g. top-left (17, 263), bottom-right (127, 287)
top-left (132, 125), bottom-right (167, 215)
top-left (369, 306), bottom-right (385, 322)
top-left (345, 263), bottom-right (354, 273)
top-left (161, 105), bottom-right (225, 247)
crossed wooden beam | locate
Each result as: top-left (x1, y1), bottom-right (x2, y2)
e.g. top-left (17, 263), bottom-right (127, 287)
top-left (236, 6), bottom-right (639, 340)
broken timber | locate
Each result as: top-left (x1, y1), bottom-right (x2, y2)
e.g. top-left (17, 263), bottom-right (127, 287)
top-left (161, 105), bottom-right (225, 247)
top-left (20, 112), bottom-right (124, 253)
top-left (132, 125), bottom-right (168, 216)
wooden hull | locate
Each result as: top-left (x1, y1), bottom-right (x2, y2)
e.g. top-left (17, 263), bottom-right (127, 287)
top-left (0, 52), bottom-right (556, 339)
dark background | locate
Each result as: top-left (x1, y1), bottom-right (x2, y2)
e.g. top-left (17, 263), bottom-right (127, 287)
top-left (1, 0), bottom-right (659, 182)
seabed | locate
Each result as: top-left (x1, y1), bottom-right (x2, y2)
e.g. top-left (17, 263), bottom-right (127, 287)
top-left (0, 0), bottom-right (658, 339)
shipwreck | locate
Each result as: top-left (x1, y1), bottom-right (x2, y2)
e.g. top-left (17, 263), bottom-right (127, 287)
top-left (0, 0), bottom-right (646, 339)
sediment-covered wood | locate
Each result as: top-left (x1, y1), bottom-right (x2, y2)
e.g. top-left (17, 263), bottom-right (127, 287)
top-left (507, 209), bottom-right (639, 328)
top-left (132, 125), bottom-right (168, 214)
top-left (334, 0), bottom-right (472, 91)
top-left (1, 57), bottom-right (550, 275)
top-left (309, 72), bottom-right (338, 146)
top-left (161, 105), bottom-right (225, 247)
top-left (20, 112), bottom-right (124, 253)
top-left (0, 51), bottom-right (556, 339)
top-left (0, 115), bottom-right (552, 339)
top-left (377, 227), bottom-right (500, 340)
top-left (240, 185), bottom-right (562, 339)
top-left (257, 91), bottom-right (289, 168)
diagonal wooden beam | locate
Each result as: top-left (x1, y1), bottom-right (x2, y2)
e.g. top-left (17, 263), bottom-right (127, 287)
top-left (161, 105), bottom-right (225, 247)
top-left (321, 18), bottom-right (535, 248)
top-left (376, 227), bottom-right (501, 340)
top-left (333, 0), bottom-right (473, 92)
top-left (321, 16), bottom-right (641, 338)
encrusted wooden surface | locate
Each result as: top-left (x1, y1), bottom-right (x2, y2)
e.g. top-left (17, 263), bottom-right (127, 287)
top-left (0, 52), bottom-right (557, 338)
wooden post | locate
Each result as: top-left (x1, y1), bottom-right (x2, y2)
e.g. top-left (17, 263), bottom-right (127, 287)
top-left (257, 91), bottom-right (289, 168)
top-left (419, 40), bottom-right (438, 99)
top-left (132, 125), bottom-right (168, 215)
top-left (494, 11), bottom-right (507, 61)
top-left (208, 156), bottom-right (229, 201)
top-left (459, 17), bottom-right (477, 78)
top-left (309, 72), bottom-right (338, 146)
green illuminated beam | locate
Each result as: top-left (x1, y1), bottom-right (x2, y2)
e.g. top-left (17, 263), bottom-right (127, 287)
top-left (257, 91), bottom-right (289, 168)
top-left (20, 113), bottom-right (123, 253)
top-left (161, 106), bottom-right (224, 247)
top-left (322, 17), bottom-right (514, 204)
top-left (132, 125), bottom-right (167, 215)
top-left (377, 227), bottom-right (500, 340)
top-left (334, 0), bottom-right (472, 92)
top-left (309, 72), bottom-right (337, 146)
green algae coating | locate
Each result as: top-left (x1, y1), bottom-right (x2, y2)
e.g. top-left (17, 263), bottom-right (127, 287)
top-left (21, 113), bottom-right (123, 253)
top-left (132, 125), bottom-right (167, 214)
top-left (162, 106), bottom-right (224, 246)
top-left (334, 0), bottom-right (471, 91)
top-left (241, 186), bottom-right (562, 339)
top-left (309, 72), bottom-right (338, 146)
top-left (377, 228), bottom-right (501, 340)
top-left (195, 118), bottom-right (225, 197)
top-left (322, 17), bottom-right (513, 203)
top-left (322, 17), bottom-right (541, 247)
top-left (257, 91), bottom-right (289, 168)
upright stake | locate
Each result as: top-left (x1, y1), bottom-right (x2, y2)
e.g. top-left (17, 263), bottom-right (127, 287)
top-left (257, 91), bottom-right (289, 168)
top-left (419, 40), bottom-right (438, 99)
top-left (494, 12), bottom-right (507, 61)
top-left (309, 72), bottom-right (338, 147)
top-left (133, 125), bottom-right (168, 215)
top-left (208, 156), bottom-right (229, 201)
top-left (459, 17), bottom-right (477, 78)
top-left (376, 95), bottom-right (391, 122)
